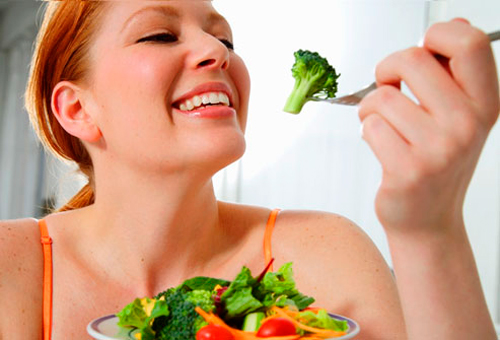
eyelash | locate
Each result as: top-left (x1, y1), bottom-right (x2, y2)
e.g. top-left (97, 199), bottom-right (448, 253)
top-left (137, 33), bottom-right (234, 50)
top-left (219, 39), bottom-right (234, 50)
top-left (137, 33), bottom-right (177, 44)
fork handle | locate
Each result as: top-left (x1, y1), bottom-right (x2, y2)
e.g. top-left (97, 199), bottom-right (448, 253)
top-left (488, 30), bottom-right (500, 42)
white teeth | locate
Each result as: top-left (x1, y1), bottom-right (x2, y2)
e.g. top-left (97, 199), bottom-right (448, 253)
top-left (178, 92), bottom-right (230, 111)
top-left (192, 95), bottom-right (202, 107)
top-left (202, 94), bottom-right (210, 105)
top-left (208, 92), bottom-right (219, 104)
top-left (219, 93), bottom-right (230, 106)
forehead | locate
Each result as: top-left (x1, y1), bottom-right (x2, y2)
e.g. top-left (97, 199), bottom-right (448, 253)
top-left (102, 0), bottom-right (228, 30)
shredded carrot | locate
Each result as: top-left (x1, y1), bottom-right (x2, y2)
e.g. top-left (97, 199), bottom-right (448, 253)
top-left (194, 306), bottom-right (347, 340)
top-left (302, 307), bottom-right (322, 314)
top-left (270, 307), bottom-right (347, 338)
top-left (195, 307), bottom-right (300, 340)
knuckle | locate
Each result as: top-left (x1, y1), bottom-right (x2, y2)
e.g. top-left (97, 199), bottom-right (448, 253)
top-left (361, 112), bottom-right (381, 131)
top-left (435, 136), bottom-right (459, 165)
top-left (401, 163), bottom-right (426, 191)
top-left (455, 116), bottom-right (480, 147)
top-left (358, 91), bottom-right (380, 121)
top-left (425, 134), bottom-right (462, 173)
top-left (358, 85), bottom-right (398, 118)
top-left (376, 85), bottom-right (399, 104)
top-left (447, 104), bottom-right (483, 146)
top-left (458, 28), bottom-right (490, 53)
top-left (402, 47), bottom-right (430, 69)
top-left (424, 21), bottom-right (442, 37)
top-left (374, 58), bottom-right (387, 80)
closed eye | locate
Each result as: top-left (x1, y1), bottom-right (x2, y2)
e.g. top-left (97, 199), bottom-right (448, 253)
top-left (219, 39), bottom-right (234, 51)
top-left (137, 33), bottom-right (178, 44)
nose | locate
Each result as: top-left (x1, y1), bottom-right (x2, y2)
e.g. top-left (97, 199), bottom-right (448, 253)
top-left (188, 31), bottom-right (230, 71)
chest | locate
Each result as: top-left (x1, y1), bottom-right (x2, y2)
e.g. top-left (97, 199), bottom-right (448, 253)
top-left (48, 246), bottom-right (267, 338)
top-left (50, 269), bottom-right (131, 339)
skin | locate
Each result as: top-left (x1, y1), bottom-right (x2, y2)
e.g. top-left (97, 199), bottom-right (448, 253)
top-left (0, 3), bottom-right (496, 340)
top-left (358, 18), bottom-right (499, 339)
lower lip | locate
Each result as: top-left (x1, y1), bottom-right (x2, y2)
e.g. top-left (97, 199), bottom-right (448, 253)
top-left (176, 105), bottom-right (236, 119)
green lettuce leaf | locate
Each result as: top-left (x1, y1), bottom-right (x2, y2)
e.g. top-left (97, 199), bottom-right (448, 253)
top-left (222, 287), bottom-right (263, 318)
top-left (257, 262), bottom-right (314, 310)
top-left (297, 309), bottom-right (348, 332)
top-left (117, 297), bottom-right (170, 337)
top-left (178, 276), bottom-right (230, 291)
top-left (117, 298), bottom-right (149, 329)
top-left (220, 266), bottom-right (262, 318)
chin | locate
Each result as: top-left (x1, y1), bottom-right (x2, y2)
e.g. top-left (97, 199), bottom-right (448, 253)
top-left (199, 132), bottom-right (246, 174)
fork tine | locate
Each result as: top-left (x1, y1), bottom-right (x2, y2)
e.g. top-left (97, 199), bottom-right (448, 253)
top-left (311, 81), bottom-right (377, 106)
top-left (336, 81), bottom-right (377, 105)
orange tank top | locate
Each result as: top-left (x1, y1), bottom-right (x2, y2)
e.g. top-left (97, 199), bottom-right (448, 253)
top-left (39, 208), bottom-right (280, 340)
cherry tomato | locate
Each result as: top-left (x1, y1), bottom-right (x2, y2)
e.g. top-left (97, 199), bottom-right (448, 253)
top-left (196, 324), bottom-right (235, 340)
top-left (256, 318), bottom-right (297, 337)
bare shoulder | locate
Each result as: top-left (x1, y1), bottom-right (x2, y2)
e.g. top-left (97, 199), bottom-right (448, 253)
top-left (0, 218), bottom-right (42, 269)
top-left (217, 201), bottom-right (273, 238)
top-left (272, 210), bottom-right (407, 339)
top-left (271, 210), bottom-right (387, 283)
top-left (273, 210), bottom-right (379, 262)
top-left (0, 218), bottom-right (43, 337)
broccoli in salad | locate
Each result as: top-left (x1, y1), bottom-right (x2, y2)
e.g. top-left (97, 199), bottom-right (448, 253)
top-left (283, 49), bottom-right (340, 114)
top-left (152, 288), bottom-right (216, 340)
top-left (117, 262), bottom-right (350, 339)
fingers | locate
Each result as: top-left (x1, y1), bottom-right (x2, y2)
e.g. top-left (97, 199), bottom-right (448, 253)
top-left (359, 85), bottom-right (434, 147)
top-left (372, 19), bottom-right (499, 142)
top-left (357, 19), bottom-right (499, 235)
top-left (423, 20), bottom-right (499, 125)
top-left (360, 112), bottom-right (412, 175)
top-left (375, 46), bottom-right (468, 126)
top-left (359, 19), bottom-right (499, 166)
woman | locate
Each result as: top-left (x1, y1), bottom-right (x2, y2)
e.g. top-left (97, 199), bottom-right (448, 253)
top-left (0, 1), bottom-right (497, 339)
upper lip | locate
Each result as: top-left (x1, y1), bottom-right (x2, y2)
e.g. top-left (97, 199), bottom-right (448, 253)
top-left (173, 82), bottom-right (234, 108)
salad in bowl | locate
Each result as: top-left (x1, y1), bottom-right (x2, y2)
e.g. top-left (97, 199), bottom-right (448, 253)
top-left (87, 261), bottom-right (359, 340)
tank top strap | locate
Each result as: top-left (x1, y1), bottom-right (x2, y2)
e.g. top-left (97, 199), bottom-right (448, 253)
top-left (39, 219), bottom-right (53, 340)
top-left (263, 209), bottom-right (281, 272)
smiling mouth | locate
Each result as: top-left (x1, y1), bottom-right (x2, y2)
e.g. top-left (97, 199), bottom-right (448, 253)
top-left (174, 92), bottom-right (231, 112)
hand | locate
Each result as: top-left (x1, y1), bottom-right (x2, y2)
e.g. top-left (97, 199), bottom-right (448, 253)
top-left (358, 19), bottom-right (499, 235)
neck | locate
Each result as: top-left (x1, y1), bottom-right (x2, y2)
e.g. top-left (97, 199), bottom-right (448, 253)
top-left (73, 167), bottom-right (230, 296)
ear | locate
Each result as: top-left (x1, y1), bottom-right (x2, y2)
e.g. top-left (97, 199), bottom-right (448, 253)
top-left (51, 81), bottom-right (102, 143)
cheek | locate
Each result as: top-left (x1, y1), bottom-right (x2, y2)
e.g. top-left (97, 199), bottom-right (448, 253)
top-left (98, 50), bottom-right (171, 104)
top-left (92, 49), bottom-right (179, 124)
top-left (89, 50), bottom-right (181, 153)
top-left (230, 55), bottom-right (251, 131)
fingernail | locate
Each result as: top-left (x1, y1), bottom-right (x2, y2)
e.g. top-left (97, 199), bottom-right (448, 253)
top-left (452, 17), bottom-right (470, 25)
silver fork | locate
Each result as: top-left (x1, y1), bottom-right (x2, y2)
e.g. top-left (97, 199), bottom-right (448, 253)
top-left (309, 29), bottom-right (500, 106)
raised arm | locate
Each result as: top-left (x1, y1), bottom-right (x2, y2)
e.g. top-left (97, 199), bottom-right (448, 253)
top-left (358, 19), bottom-right (499, 339)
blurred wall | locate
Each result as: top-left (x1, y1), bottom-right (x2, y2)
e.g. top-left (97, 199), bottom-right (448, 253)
top-left (0, 2), bottom-right (44, 219)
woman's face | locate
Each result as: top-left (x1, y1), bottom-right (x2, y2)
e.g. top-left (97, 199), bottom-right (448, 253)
top-left (82, 0), bottom-right (250, 176)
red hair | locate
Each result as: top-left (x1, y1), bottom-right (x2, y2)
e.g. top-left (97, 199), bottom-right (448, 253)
top-left (25, 1), bottom-right (107, 212)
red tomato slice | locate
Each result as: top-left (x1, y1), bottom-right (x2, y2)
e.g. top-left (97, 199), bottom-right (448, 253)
top-left (196, 324), bottom-right (235, 340)
top-left (256, 317), bottom-right (297, 337)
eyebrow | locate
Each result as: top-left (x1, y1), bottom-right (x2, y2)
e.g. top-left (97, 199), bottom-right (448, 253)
top-left (207, 11), bottom-right (230, 28)
top-left (121, 5), bottom-right (181, 33)
top-left (206, 11), bottom-right (233, 40)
